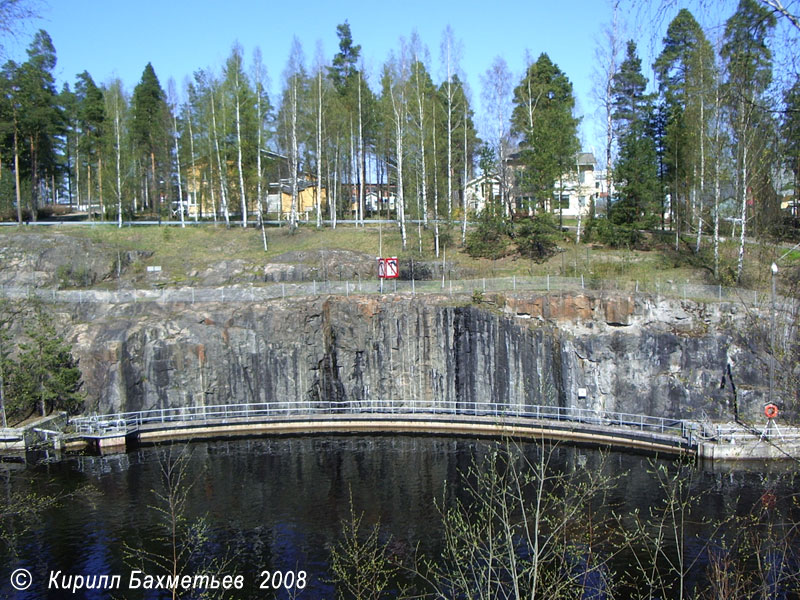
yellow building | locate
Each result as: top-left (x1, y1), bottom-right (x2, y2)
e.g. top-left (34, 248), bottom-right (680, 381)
top-left (278, 181), bottom-right (327, 218)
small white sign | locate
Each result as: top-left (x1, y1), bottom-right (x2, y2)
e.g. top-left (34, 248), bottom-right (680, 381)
top-left (577, 388), bottom-right (587, 399)
top-left (146, 266), bottom-right (162, 273)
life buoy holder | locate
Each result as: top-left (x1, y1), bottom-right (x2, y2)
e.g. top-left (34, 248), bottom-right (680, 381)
top-left (764, 403), bottom-right (779, 419)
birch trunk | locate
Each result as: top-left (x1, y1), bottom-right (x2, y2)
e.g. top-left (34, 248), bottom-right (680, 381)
top-left (290, 78), bottom-right (298, 229)
top-left (432, 103), bottom-right (440, 257)
top-left (210, 92), bottom-right (229, 226)
top-left (415, 67), bottom-right (428, 227)
top-left (390, 70), bottom-right (407, 250)
top-left (186, 106), bottom-right (198, 221)
top-left (737, 142), bottom-right (747, 283)
top-left (695, 66), bottom-right (706, 254)
top-left (115, 96), bottom-right (123, 228)
top-left (358, 72), bottom-right (365, 226)
top-left (173, 111), bottom-right (185, 228)
top-left (256, 73), bottom-right (267, 250)
top-left (99, 157), bottom-right (105, 220)
top-left (13, 120), bottom-right (22, 224)
top-left (713, 129), bottom-right (720, 280)
top-left (316, 69), bottom-right (323, 229)
top-left (461, 103), bottom-right (468, 245)
top-left (235, 72), bottom-right (247, 228)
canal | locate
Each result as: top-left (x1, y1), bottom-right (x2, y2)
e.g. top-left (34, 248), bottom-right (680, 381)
top-left (1, 436), bottom-right (798, 599)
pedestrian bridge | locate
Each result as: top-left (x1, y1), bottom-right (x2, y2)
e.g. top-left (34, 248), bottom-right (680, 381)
top-left (68, 400), bottom-right (699, 456)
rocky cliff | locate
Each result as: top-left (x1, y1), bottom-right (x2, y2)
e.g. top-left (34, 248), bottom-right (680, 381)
top-left (63, 291), bottom-right (775, 422)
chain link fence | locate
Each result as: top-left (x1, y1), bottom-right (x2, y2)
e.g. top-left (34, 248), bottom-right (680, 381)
top-left (0, 276), bottom-right (796, 312)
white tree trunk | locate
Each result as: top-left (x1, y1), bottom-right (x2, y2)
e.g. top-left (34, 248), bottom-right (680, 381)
top-left (173, 111), bottom-right (185, 228)
top-left (235, 72), bottom-right (247, 228)
top-left (256, 68), bottom-right (267, 251)
top-left (461, 103), bottom-right (468, 245)
top-left (210, 91), bottom-right (229, 226)
top-left (316, 69), bottom-right (323, 229)
top-left (290, 77), bottom-right (299, 229)
top-left (432, 102), bottom-right (440, 257)
top-left (358, 72), bottom-right (365, 227)
top-left (737, 142), bottom-right (747, 283)
top-left (186, 105), bottom-right (198, 221)
top-left (416, 72), bottom-right (428, 227)
top-left (114, 96), bottom-right (123, 228)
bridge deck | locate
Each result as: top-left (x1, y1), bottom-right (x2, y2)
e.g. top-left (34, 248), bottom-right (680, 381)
top-left (69, 401), bottom-right (697, 456)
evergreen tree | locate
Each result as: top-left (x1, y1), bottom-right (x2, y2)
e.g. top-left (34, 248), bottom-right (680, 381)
top-left (510, 52), bottom-right (580, 221)
top-left (75, 70), bottom-right (106, 218)
top-left (654, 8), bottom-right (715, 242)
top-left (611, 41), bottom-right (659, 226)
top-left (7, 309), bottom-right (83, 418)
top-left (131, 62), bottom-right (169, 218)
top-left (11, 30), bottom-right (63, 218)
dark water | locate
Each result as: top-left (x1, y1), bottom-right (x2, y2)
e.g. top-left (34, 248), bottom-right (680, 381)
top-left (1, 436), bottom-right (798, 599)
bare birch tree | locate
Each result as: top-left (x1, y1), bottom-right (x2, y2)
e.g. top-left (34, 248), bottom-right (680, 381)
top-left (252, 47), bottom-right (270, 250)
top-left (480, 56), bottom-right (513, 217)
top-left (168, 79), bottom-right (185, 228)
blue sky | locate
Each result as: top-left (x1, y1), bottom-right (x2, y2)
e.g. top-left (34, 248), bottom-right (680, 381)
top-left (10, 0), bottom-right (742, 160)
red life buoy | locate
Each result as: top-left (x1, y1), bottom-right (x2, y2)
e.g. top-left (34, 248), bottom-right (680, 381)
top-left (764, 403), bottom-right (779, 419)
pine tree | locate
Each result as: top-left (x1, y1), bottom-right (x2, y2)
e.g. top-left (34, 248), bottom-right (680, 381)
top-left (10, 30), bottom-right (63, 219)
top-left (75, 71), bottom-right (106, 219)
top-left (654, 8), bottom-right (715, 246)
top-left (611, 41), bottom-right (659, 226)
top-left (511, 52), bottom-right (580, 223)
top-left (131, 62), bottom-right (169, 219)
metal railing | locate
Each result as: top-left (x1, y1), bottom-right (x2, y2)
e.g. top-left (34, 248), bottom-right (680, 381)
top-left (70, 399), bottom-right (694, 443)
top-left (1, 276), bottom-right (796, 311)
top-left (699, 423), bottom-right (800, 443)
top-left (0, 427), bottom-right (24, 440)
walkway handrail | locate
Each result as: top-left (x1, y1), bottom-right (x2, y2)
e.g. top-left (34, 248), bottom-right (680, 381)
top-left (70, 399), bottom-right (694, 443)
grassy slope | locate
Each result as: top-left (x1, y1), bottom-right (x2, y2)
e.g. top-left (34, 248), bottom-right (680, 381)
top-left (6, 222), bottom-right (796, 292)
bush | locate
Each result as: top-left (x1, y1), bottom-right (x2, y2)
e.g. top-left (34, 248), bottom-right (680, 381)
top-left (585, 218), bottom-right (642, 249)
top-left (399, 259), bottom-right (433, 281)
top-left (513, 214), bottom-right (561, 262)
top-left (465, 219), bottom-right (513, 259)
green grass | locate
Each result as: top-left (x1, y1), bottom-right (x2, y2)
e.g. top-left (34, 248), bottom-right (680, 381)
top-left (1, 222), bottom-right (790, 293)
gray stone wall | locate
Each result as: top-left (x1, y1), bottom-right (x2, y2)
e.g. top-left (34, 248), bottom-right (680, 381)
top-left (66, 292), bottom-right (774, 422)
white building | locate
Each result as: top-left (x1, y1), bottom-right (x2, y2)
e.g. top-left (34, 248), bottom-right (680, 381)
top-left (465, 152), bottom-right (604, 218)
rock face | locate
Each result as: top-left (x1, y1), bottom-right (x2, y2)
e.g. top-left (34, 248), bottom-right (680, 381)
top-left (66, 291), bottom-right (776, 422)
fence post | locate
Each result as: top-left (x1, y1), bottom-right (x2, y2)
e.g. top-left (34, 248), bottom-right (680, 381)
top-left (547, 275), bottom-right (550, 291)
top-left (513, 275), bottom-right (516, 291)
top-left (412, 278), bottom-right (415, 296)
top-left (282, 284), bottom-right (285, 298)
top-left (313, 280), bottom-right (316, 295)
top-left (581, 274), bottom-right (584, 289)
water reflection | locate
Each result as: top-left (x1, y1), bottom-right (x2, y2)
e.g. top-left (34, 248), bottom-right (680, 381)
top-left (1, 436), bottom-right (798, 599)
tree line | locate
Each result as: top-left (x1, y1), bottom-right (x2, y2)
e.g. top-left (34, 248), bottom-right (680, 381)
top-left (0, 2), bottom-right (798, 275)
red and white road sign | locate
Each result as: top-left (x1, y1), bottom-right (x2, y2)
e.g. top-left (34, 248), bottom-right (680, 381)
top-left (377, 257), bottom-right (399, 279)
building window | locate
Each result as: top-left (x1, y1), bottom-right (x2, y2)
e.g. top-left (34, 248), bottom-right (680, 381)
top-left (552, 195), bottom-right (570, 210)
